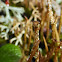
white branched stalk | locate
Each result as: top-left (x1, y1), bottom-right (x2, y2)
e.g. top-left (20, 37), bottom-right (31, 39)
top-left (29, 3), bottom-right (41, 22)
top-left (0, 0), bottom-right (25, 41)
top-left (10, 30), bottom-right (25, 45)
top-left (0, 0), bottom-right (25, 23)
top-left (29, 8), bottom-right (41, 21)
top-left (10, 22), bottom-right (29, 45)
top-left (0, 25), bottom-right (9, 40)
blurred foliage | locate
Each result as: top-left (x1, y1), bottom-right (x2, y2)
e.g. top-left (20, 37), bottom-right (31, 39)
top-left (0, 38), bottom-right (6, 44)
top-left (60, 33), bottom-right (62, 40)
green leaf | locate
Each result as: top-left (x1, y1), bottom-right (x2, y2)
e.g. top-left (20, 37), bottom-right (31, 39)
top-left (0, 44), bottom-right (22, 62)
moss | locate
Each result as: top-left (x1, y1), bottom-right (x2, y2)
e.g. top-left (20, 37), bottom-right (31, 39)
top-left (0, 44), bottom-right (22, 62)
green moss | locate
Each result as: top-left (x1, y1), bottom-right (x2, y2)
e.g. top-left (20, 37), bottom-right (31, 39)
top-left (0, 44), bottom-right (22, 62)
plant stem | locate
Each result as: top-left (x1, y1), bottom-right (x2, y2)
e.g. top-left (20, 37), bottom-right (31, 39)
top-left (43, 36), bottom-right (48, 52)
top-left (46, 11), bottom-right (50, 40)
top-left (47, 0), bottom-right (60, 44)
top-left (58, 9), bottom-right (62, 35)
top-left (54, 49), bottom-right (58, 62)
top-left (60, 51), bottom-right (62, 62)
top-left (40, 0), bottom-right (46, 40)
top-left (27, 22), bottom-right (32, 50)
top-left (24, 0), bottom-right (28, 8)
top-left (34, 21), bottom-right (40, 62)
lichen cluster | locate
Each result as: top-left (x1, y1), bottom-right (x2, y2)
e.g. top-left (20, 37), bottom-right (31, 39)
top-left (0, 0), bottom-right (62, 62)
